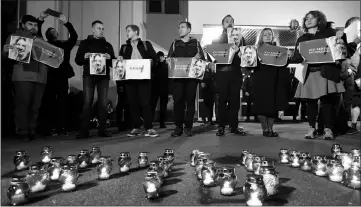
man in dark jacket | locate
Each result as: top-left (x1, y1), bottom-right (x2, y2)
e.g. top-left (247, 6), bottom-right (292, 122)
top-left (151, 51), bottom-right (169, 128)
top-left (3, 13), bottom-right (49, 141)
top-left (39, 13), bottom-right (78, 136)
top-left (75, 20), bottom-right (115, 138)
top-left (168, 22), bottom-right (205, 137)
top-left (118, 24), bottom-right (159, 138)
top-left (212, 15), bottom-right (246, 136)
top-left (242, 70), bottom-right (257, 122)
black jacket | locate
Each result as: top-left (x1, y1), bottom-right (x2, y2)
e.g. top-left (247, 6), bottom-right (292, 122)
top-left (75, 35), bottom-right (115, 79)
top-left (153, 60), bottom-right (168, 83)
top-left (168, 37), bottom-right (205, 60)
top-left (47, 22), bottom-right (78, 79)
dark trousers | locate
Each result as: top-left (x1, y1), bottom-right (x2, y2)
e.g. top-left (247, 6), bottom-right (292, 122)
top-left (294, 98), bottom-right (307, 118)
top-left (80, 76), bottom-right (109, 134)
top-left (13, 81), bottom-right (45, 136)
top-left (39, 78), bottom-right (69, 132)
top-left (306, 93), bottom-right (339, 129)
top-left (116, 82), bottom-right (131, 129)
top-left (216, 71), bottom-right (241, 129)
top-left (173, 79), bottom-right (199, 129)
top-left (151, 81), bottom-right (168, 125)
top-left (202, 85), bottom-right (216, 121)
top-left (125, 80), bottom-right (152, 129)
top-left (245, 95), bottom-right (253, 118)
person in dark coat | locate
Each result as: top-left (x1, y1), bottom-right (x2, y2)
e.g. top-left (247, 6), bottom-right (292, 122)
top-left (291, 75), bottom-right (307, 122)
top-left (39, 13), bottom-right (78, 137)
top-left (118, 24), bottom-right (158, 138)
top-left (150, 51), bottom-right (169, 128)
top-left (212, 15), bottom-right (246, 136)
top-left (75, 20), bottom-right (115, 139)
top-left (168, 21), bottom-right (205, 137)
top-left (116, 82), bottom-right (131, 131)
top-left (292, 10), bottom-right (359, 140)
top-left (251, 28), bottom-right (292, 137)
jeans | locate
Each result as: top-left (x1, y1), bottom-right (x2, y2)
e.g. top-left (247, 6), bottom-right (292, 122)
top-left (79, 76), bottom-right (109, 134)
top-left (125, 80), bottom-right (153, 130)
top-left (116, 82), bottom-right (131, 129)
top-left (13, 81), bottom-right (45, 136)
top-left (172, 79), bottom-right (199, 129)
top-left (216, 71), bottom-right (241, 129)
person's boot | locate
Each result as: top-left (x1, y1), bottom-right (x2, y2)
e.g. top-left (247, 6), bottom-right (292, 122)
top-left (216, 127), bottom-right (225, 136)
top-left (171, 127), bottom-right (183, 137)
top-left (347, 123), bottom-right (359, 134)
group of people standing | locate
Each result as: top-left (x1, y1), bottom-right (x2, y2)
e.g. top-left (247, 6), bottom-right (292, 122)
top-left (3, 9), bottom-right (360, 142)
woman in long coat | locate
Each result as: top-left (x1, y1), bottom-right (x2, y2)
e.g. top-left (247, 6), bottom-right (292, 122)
top-left (250, 28), bottom-right (291, 137)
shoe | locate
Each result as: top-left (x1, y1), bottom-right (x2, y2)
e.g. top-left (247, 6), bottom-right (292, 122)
top-left (76, 133), bottom-right (91, 139)
top-left (347, 123), bottom-right (359, 135)
top-left (323, 128), bottom-right (334, 140)
top-left (145, 129), bottom-right (159, 138)
top-left (305, 128), bottom-right (316, 139)
top-left (263, 131), bottom-right (270, 137)
top-left (231, 128), bottom-right (246, 136)
top-left (216, 127), bottom-right (225, 136)
top-left (245, 118), bottom-right (250, 122)
top-left (127, 128), bottom-right (143, 137)
top-left (51, 129), bottom-right (58, 137)
top-left (269, 131), bottom-right (279, 137)
top-left (209, 121), bottom-right (216, 126)
top-left (184, 128), bottom-right (193, 137)
top-left (98, 131), bottom-right (112, 137)
top-left (171, 127), bottom-right (183, 137)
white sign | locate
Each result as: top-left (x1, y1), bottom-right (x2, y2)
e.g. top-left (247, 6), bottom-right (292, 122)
top-left (125, 59), bottom-right (151, 80)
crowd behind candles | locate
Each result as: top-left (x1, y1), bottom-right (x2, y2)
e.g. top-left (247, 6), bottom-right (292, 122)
top-left (2, 9), bottom-right (361, 142)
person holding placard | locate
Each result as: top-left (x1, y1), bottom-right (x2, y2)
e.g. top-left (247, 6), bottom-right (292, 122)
top-left (212, 15), bottom-right (246, 136)
top-left (250, 28), bottom-right (292, 137)
top-left (2, 13), bottom-right (49, 142)
top-left (38, 12), bottom-right (78, 137)
top-left (75, 20), bottom-right (115, 139)
top-left (168, 21), bottom-right (205, 137)
top-left (118, 24), bottom-right (158, 138)
top-left (292, 11), bottom-right (359, 140)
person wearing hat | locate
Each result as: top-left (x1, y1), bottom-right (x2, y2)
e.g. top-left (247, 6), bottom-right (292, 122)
top-left (2, 12), bottom-right (50, 142)
top-left (38, 12), bottom-right (78, 137)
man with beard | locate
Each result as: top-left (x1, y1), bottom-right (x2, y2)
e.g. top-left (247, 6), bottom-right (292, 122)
top-left (75, 20), bottom-right (115, 138)
top-left (168, 22), bottom-right (205, 137)
top-left (38, 13), bottom-right (78, 137)
top-left (3, 13), bottom-right (49, 142)
top-left (212, 15), bottom-right (246, 136)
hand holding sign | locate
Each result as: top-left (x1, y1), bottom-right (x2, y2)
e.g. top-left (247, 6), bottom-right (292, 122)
top-left (104, 53), bottom-right (111, 60)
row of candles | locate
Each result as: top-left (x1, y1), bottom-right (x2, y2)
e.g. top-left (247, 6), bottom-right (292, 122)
top-left (190, 149), bottom-right (279, 206)
top-left (277, 145), bottom-right (360, 189)
top-left (7, 147), bottom-right (175, 205)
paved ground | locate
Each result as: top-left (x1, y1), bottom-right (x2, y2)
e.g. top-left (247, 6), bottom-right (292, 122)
top-left (1, 121), bottom-right (360, 206)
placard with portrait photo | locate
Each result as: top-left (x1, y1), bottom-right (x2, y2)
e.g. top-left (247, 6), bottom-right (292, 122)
top-left (9, 35), bottom-right (33, 64)
top-left (89, 53), bottom-right (106, 75)
top-left (112, 59), bottom-right (126, 81)
top-left (188, 58), bottom-right (207, 80)
top-left (239, 45), bottom-right (258, 67)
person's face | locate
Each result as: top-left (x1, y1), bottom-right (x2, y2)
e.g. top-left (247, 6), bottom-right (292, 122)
top-left (330, 23), bottom-right (336, 29)
top-left (159, 56), bottom-right (165, 62)
top-left (22, 21), bottom-right (38, 35)
top-left (178, 23), bottom-right (190, 37)
top-left (231, 30), bottom-right (241, 42)
top-left (92, 23), bottom-right (104, 38)
top-left (335, 39), bottom-right (347, 55)
top-left (94, 56), bottom-right (103, 68)
top-left (245, 48), bottom-right (252, 60)
top-left (291, 21), bottom-right (299, 29)
top-left (15, 39), bottom-right (27, 56)
top-left (48, 28), bottom-right (58, 40)
top-left (222, 17), bottom-right (234, 29)
top-left (126, 27), bottom-right (137, 39)
top-left (262, 30), bottom-right (273, 43)
top-left (305, 14), bottom-right (318, 29)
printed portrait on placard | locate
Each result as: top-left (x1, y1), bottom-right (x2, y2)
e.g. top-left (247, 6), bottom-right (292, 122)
top-left (239, 45), bottom-right (257, 67)
top-left (9, 36), bottom-right (33, 63)
top-left (90, 53), bottom-right (106, 75)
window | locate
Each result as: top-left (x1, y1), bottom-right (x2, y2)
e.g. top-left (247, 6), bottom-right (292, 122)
top-left (147, 0), bottom-right (179, 14)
